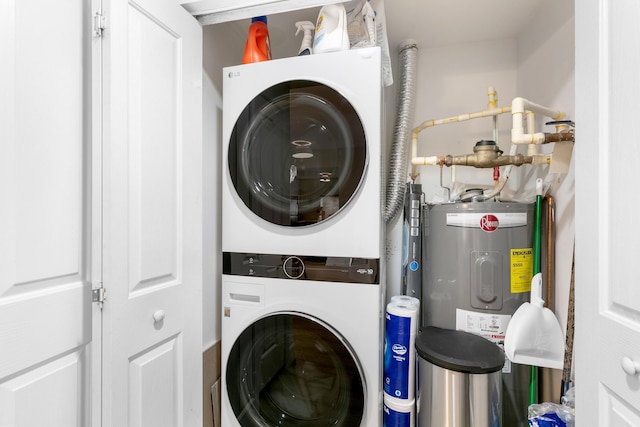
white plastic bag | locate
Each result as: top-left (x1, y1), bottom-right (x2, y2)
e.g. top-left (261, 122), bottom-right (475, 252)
top-left (344, 0), bottom-right (393, 86)
top-left (528, 402), bottom-right (575, 427)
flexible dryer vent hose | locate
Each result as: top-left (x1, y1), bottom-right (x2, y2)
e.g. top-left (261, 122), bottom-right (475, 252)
top-left (384, 40), bottom-right (418, 224)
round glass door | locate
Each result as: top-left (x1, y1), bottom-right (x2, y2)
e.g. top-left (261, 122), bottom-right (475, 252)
top-left (226, 313), bottom-right (365, 426)
top-left (229, 80), bottom-right (367, 227)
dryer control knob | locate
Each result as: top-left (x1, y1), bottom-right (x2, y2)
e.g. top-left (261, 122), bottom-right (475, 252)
top-left (283, 256), bottom-right (305, 279)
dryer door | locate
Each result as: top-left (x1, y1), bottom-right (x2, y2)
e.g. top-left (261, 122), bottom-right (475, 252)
top-left (226, 313), bottom-right (365, 426)
top-left (228, 80), bottom-right (367, 227)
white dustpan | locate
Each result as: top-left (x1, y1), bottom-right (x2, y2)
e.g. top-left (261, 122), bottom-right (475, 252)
top-left (504, 272), bottom-right (565, 369)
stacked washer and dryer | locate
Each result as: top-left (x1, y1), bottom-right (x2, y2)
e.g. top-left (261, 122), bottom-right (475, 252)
top-left (220, 47), bottom-right (385, 426)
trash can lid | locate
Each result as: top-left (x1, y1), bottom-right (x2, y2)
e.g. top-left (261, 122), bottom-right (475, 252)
top-left (415, 326), bottom-right (505, 374)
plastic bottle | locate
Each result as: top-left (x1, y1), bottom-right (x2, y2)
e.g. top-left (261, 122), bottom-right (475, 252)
top-left (313, 4), bottom-right (350, 54)
top-left (242, 16), bottom-right (271, 64)
top-left (295, 21), bottom-right (315, 55)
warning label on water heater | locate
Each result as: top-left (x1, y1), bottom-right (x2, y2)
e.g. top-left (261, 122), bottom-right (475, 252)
top-left (510, 248), bottom-right (533, 293)
top-left (456, 308), bottom-right (512, 373)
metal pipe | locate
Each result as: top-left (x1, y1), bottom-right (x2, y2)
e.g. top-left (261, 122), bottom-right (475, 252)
top-left (544, 195), bottom-right (555, 312)
top-left (539, 194), bottom-right (558, 404)
top-left (412, 154), bottom-right (550, 166)
top-left (384, 40), bottom-right (418, 224)
top-left (444, 153), bottom-right (532, 168)
top-left (544, 131), bottom-right (575, 143)
top-left (488, 86), bottom-right (499, 145)
top-left (448, 141), bottom-right (530, 168)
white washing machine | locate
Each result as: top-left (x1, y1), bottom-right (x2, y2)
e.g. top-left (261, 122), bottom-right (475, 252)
top-left (221, 254), bottom-right (383, 427)
top-left (222, 47), bottom-right (383, 259)
top-left (221, 48), bottom-right (384, 426)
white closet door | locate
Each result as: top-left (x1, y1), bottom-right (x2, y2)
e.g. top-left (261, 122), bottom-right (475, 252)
top-left (100, 0), bottom-right (203, 425)
top-left (0, 1), bottom-right (92, 426)
top-left (575, 0), bottom-right (640, 423)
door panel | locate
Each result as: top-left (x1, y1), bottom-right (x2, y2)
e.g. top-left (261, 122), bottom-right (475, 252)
top-left (601, 385), bottom-right (640, 427)
top-left (0, 351), bottom-right (88, 426)
top-left (575, 0), bottom-right (640, 422)
top-left (129, 336), bottom-right (183, 426)
top-left (605, 0), bottom-right (640, 323)
top-left (128, 5), bottom-right (181, 294)
top-left (101, 0), bottom-right (202, 425)
top-left (599, 318), bottom-right (640, 410)
top-left (0, 0), bottom-right (91, 425)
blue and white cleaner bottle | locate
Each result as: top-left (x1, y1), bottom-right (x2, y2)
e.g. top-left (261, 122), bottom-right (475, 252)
top-left (294, 21), bottom-right (315, 55)
top-left (313, 4), bottom-right (350, 54)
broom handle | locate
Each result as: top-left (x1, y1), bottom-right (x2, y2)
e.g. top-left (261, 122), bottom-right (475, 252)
top-left (530, 368), bottom-right (538, 405)
top-left (534, 195), bottom-right (542, 275)
top-left (530, 181), bottom-right (544, 406)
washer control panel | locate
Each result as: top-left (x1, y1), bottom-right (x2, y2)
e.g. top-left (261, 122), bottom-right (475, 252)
top-left (223, 252), bottom-right (379, 284)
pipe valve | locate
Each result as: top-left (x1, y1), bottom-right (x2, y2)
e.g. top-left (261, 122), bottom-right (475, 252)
top-left (443, 140), bottom-right (533, 168)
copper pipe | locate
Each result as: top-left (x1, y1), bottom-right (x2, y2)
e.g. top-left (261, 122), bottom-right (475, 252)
top-left (540, 194), bottom-right (559, 405)
top-left (444, 153), bottom-right (532, 168)
top-left (544, 195), bottom-right (555, 312)
top-left (544, 130), bottom-right (575, 144)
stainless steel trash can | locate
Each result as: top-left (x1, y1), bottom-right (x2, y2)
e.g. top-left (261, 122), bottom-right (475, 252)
top-left (416, 326), bottom-right (505, 427)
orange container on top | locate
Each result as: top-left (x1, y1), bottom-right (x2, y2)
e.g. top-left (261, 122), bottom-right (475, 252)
top-left (242, 16), bottom-right (272, 64)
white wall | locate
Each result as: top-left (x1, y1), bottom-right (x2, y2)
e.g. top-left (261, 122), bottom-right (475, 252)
top-left (201, 67), bottom-right (221, 350)
top-left (202, 23), bottom-right (246, 348)
top-left (516, 0), bottom-right (575, 334)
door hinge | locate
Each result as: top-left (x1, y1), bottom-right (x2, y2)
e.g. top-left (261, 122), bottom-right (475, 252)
top-left (94, 11), bottom-right (106, 38)
top-left (92, 285), bottom-right (106, 308)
